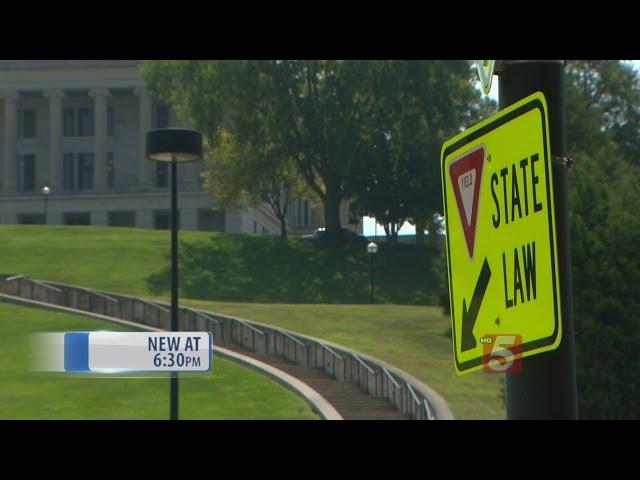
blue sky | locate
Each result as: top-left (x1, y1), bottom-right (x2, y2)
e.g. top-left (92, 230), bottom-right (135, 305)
top-left (362, 60), bottom-right (640, 237)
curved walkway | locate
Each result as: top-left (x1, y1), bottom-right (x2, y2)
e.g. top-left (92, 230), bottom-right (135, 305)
top-left (0, 275), bottom-right (454, 420)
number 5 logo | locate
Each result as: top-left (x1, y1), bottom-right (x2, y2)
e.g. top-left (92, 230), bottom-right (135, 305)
top-left (482, 334), bottom-right (522, 373)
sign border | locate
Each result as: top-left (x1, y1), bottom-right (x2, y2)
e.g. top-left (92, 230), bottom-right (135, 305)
top-left (441, 92), bottom-right (561, 374)
top-left (449, 144), bottom-right (485, 259)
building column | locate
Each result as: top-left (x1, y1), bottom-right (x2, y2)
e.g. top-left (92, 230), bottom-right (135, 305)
top-left (224, 208), bottom-right (243, 233)
top-left (134, 87), bottom-right (153, 189)
top-left (137, 208), bottom-right (154, 230)
top-left (47, 212), bottom-right (64, 225)
top-left (181, 208), bottom-right (199, 231)
top-left (92, 211), bottom-right (108, 227)
top-left (1, 90), bottom-right (19, 194)
top-left (181, 162), bottom-right (200, 190)
top-left (181, 120), bottom-right (201, 189)
top-left (90, 88), bottom-right (110, 190)
top-left (44, 89), bottom-right (65, 190)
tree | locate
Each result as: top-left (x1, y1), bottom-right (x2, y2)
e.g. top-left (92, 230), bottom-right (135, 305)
top-left (348, 61), bottom-right (496, 246)
top-left (569, 146), bottom-right (640, 419)
top-left (142, 60), bottom-right (389, 242)
top-left (202, 129), bottom-right (309, 238)
top-left (565, 60), bottom-right (640, 419)
top-left (566, 60), bottom-right (640, 162)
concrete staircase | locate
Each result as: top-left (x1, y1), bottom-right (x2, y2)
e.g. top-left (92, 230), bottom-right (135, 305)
top-left (225, 346), bottom-right (409, 420)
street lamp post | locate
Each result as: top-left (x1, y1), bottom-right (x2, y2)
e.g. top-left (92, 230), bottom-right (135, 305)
top-left (367, 241), bottom-right (378, 304)
top-left (42, 186), bottom-right (50, 224)
top-left (146, 128), bottom-right (203, 421)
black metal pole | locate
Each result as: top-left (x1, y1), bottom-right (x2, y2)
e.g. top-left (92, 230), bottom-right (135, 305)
top-left (370, 254), bottom-right (374, 304)
top-left (44, 196), bottom-right (48, 224)
top-left (498, 60), bottom-right (578, 419)
top-left (170, 158), bottom-right (179, 421)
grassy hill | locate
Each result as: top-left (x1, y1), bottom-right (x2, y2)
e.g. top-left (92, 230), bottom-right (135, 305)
top-left (0, 225), bottom-right (441, 305)
top-left (0, 302), bottom-right (318, 420)
top-left (174, 299), bottom-right (505, 420)
top-left (0, 225), bottom-right (504, 419)
top-left (0, 225), bottom-right (190, 296)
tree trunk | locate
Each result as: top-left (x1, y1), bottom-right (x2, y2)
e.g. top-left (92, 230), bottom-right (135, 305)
top-left (388, 229), bottom-right (399, 249)
top-left (279, 216), bottom-right (288, 238)
top-left (383, 223), bottom-right (399, 249)
top-left (324, 186), bottom-right (343, 242)
top-left (415, 219), bottom-right (427, 244)
top-left (428, 216), bottom-right (441, 247)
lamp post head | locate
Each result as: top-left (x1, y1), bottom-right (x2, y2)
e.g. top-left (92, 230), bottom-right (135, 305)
top-left (367, 242), bottom-right (378, 255)
top-left (146, 128), bottom-right (203, 163)
top-left (42, 186), bottom-right (50, 195)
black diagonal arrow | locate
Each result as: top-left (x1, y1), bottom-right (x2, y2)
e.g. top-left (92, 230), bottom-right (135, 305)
top-left (461, 258), bottom-right (492, 352)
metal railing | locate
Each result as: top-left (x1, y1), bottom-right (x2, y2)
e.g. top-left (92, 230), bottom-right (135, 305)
top-left (313, 342), bottom-right (344, 381)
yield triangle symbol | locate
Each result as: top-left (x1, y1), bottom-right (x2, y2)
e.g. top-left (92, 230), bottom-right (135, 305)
top-left (450, 146), bottom-right (485, 258)
top-left (476, 60), bottom-right (495, 95)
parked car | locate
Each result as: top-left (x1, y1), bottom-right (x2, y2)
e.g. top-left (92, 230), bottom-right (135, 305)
top-left (301, 227), bottom-right (369, 245)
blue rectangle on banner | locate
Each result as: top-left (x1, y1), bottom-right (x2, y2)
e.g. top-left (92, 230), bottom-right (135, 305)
top-left (64, 332), bottom-right (90, 372)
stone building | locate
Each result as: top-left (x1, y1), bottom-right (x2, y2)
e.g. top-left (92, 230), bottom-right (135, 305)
top-left (0, 60), bottom-right (361, 234)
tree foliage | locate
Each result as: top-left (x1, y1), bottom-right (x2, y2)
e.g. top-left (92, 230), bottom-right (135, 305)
top-left (566, 60), bottom-right (640, 162)
top-left (348, 61), bottom-right (496, 245)
top-left (566, 60), bottom-right (640, 419)
top-left (142, 60), bottom-right (388, 241)
top-left (142, 60), bottom-right (495, 243)
top-left (201, 129), bottom-right (308, 237)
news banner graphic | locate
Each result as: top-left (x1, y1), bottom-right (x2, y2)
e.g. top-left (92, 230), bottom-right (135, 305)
top-left (33, 332), bottom-right (212, 374)
top-left (440, 92), bottom-right (562, 375)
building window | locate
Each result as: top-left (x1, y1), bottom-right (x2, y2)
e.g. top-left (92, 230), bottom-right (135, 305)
top-left (78, 108), bottom-right (94, 136)
top-left (20, 154), bottom-right (36, 192)
top-left (156, 105), bottom-right (170, 129)
top-left (107, 152), bottom-right (115, 189)
top-left (19, 109), bottom-right (37, 138)
top-left (156, 162), bottom-right (169, 188)
top-left (64, 212), bottom-right (91, 226)
top-left (17, 213), bottom-right (45, 225)
top-left (63, 109), bottom-right (75, 137)
top-left (78, 153), bottom-right (94, 190)
top-left (64, 154), bottom-right (75, 190)
top-left (107, 107), bottom-right (115, 136)
top-left (108, 211), bottom-right (135, 228)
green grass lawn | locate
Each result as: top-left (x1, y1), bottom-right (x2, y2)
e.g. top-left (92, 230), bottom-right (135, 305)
top-left (0, 225), bottom-right (441, 305)
top-left (0, 225), bottom-right (503, 419)
top-left (0, 302), bottom-right (318, 420)
top-left (0, 225), bottom-right (195, 296)
top-left (171, 299), bottom-right (505, 420)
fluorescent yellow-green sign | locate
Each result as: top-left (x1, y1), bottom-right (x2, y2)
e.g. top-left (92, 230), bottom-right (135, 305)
top-left (441, 92), bottom-right (562, 375)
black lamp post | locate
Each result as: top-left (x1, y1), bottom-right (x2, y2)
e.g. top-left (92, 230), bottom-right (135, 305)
top-left (42, 186), bottom-right (50, 224)
top-left (367, 241), bottom-right (378, 304)
top-left (146, 128), bottom-right (203, 421)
